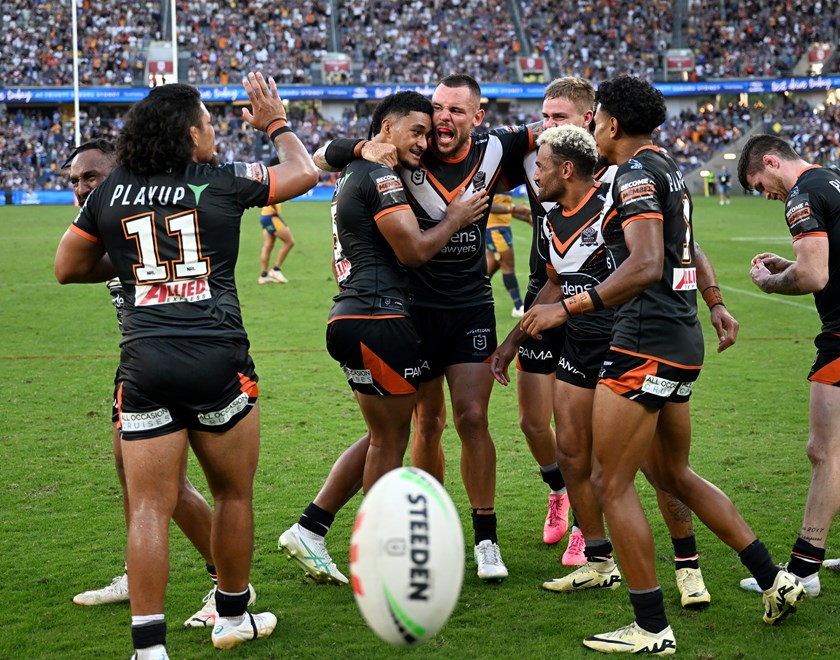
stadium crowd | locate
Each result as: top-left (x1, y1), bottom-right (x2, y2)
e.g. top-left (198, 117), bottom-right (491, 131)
top-left (1, 0), bottom-right (835, 87)
top-left (6, 97), bottom-right (840, 190)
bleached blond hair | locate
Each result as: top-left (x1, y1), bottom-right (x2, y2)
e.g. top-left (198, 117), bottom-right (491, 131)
top-left (536, 125), bottom-right (597, 176)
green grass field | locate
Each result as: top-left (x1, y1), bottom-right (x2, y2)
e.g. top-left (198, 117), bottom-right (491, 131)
top-left (1, 195), bottom-right (837, 658)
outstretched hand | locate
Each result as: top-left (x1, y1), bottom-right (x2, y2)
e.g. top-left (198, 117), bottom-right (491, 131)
top-left (242, 71), bottom-right (287, 132)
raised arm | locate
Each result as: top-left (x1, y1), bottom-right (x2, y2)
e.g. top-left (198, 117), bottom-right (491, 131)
top-left (241, 71), bottom-right (319, 202)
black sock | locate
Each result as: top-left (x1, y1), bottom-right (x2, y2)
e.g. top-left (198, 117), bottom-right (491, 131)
top-left (261, 271), bottom-right (268, 277)
top-left (131, 621), bottom-right (166, 650)
top-left (584, 539), bottom-right (613, 563)
top-left (216, 589), bottom-right (250, 618)
top-left (672, 535), bottom-right (699, 570)
top-left (572, 513), bottom-right (581, 530)
top-left (472, 510), bottom-right (497, 545)
top-left (539, 463), bottom-right (566, 491)
top-left (629, 588), bottom-right (668, 634)
top-left (299, 502), bottom-right (335, 537)
top-left (206, 563), bottom-right (218, 585)
top-left (739, 539), bottom-right (779, 591)
top-left (788, 536), bottom-right (825, 578)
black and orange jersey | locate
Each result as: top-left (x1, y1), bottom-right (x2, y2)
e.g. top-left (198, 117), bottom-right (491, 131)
top-left (70, 161), bottom-right (273, 343)
top-left (601, 146), bottom-right (704, 367)
top-left (785, 165), bottom-right (840, 334)
top-left (396, 126), bottom-right (534, 308)
top-left (545, 180), bottom-right (613, 338)
top-left (519, 155), bottom-right (615, 296)
top-left (329, 160), bottom-right (412, 320)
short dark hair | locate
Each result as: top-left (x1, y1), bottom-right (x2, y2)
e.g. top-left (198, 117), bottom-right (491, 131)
top-left (737, 134), bottom-right (800, 189)
top-left (61, 138), bottom-right (115, 170)
top-left (595, 76), bottom-right (666, 136)
top-left (368, 91), bottom-right (433, 138)
top-left (116, 84), bottom-right (204, 176)
top-left (437, 74), bottom-right (482, 102)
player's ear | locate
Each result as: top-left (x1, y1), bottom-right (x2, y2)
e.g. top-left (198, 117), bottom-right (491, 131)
top-left (474, 107), bottom-right (485, 127)
top-left (189, 125), bottom-right (200, 149)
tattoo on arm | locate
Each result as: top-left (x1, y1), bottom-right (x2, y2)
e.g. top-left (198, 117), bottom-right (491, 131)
top-left (768, 268), bottom-right (807, 295)
top-left (312, 145), bottom-right (334, 172)
top-left (272, 136), bottom-right (290, 164)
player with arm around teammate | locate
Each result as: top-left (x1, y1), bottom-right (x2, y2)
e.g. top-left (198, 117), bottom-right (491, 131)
top-left (277, 91), bottom-right (488, 585)
top-left (737, 134), bottom-right (840, 597)
top-left (522, 77), bottom-right (803, 654)
top-left (55, 73), bottom-right (319, 657)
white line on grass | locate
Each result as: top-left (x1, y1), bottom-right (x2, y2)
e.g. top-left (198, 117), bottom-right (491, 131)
top-left (720, 285), bottom-right (817, 311)
top-left (730, 236), bottom-right (792, 243)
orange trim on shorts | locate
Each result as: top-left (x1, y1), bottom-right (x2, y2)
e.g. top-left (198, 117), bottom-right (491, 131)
top-left (808, 357), bottom-right (840, 385)
top-left (68, 224), bottom-right (102, 244)
top-left (360, 341), bottom-right (416, 395)
top-left (599, 357), bottom-right (658, 396)
top-left (373, 205), bottom-right (410, 222)
top-left (327, 314), bottom-right (406, 324)
top-left (238, 372), bottom-right (259, 398)
top-left (610, 346), bottom-right (703, 371)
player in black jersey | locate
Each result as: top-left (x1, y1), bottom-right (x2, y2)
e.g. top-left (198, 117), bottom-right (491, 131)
top-left (55, 73), bottom-right (319, 657)
top-left (65, 140), bottom-right (224, 625)
top-left (315, 75), bottom-right (534, 582)
top-left (521, 77), bottom-right (803, 654)
top-left (737, 134), bottom-right (840, 596)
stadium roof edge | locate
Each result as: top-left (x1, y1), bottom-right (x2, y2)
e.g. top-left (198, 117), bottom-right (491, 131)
top-left (1, 76), bottom-right (837, 104)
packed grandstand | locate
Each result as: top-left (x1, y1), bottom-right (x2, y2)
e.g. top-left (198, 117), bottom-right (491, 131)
top-left (1, 0), bottom-right (838, 197)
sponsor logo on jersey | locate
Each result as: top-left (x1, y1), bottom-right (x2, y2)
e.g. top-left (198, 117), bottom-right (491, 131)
top-left (438, 226), bottom-right (480, 258)
top-left (672, 267), bottom-right (697, 291)
top-left (789, 185), bottom-right (800, 197)
top-left (618, 178), bottom-right (655, 204)
top-left (785, 199), bottom-right (811, 228)
top-left (197, 391), bottom-right (249, 427)
top-left (136, 279), bottom-right (212, 306)
top-left (411, 168), bottom-right (426, 185)
top-left (109, 184), bottom-right (186, 207)
top-left (375, 173), bottom-right (402, 194)
top-left (247, 162), bottom-right (266, 183)
top-left (343, 367), bottom-right (373, 384)
top-left (472, 170), bottom-right (487, 191)
top-left (334, 257), bottom-right (351, 284)
top-left (121, 407), bottom-right (173, 432)
top-left (628, 159), bottom-right (643, 170)
top-left (641, 374), bottom-right (679, 397)
top-left (580, 226), bottom-right (598, 246)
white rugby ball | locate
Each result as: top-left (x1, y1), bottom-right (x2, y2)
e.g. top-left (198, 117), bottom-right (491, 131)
top-left (349, 467), bottom-right (465, 646)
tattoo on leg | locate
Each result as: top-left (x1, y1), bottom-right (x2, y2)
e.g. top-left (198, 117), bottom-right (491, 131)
top-left (667, 495), bottom-right (693, 526)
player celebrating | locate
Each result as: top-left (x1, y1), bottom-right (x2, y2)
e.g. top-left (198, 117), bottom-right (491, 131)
top-left (55, 73), bottom-right (318, 657)
top-left (64, 139), bottom-right (234, 628)
top-left (301, 74), bottom-right (534, 582)
top-left (521, 76), bottom-right (803, 654)
top-left (737, 134), bottom-right (840, 598)
top-left (327, 90), bottom-right (487, 492)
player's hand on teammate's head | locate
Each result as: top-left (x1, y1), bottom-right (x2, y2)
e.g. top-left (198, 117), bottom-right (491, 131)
top-left (241, 71), bottom-right (287, 132)
top-left (447, 187), bottom-right (489, 229)
top-left (360, 141), bottom-right (398, 169)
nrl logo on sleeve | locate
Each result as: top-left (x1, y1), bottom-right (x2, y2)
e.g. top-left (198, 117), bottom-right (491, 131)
top-left (472, 171), bottom-right (487, 191)
top-left (411, 169), bottom-right (427, 186)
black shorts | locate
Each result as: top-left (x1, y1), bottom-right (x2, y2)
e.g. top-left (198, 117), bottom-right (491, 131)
top-left (117, 337), bottom-right (258, 440)
top-left (411, 304), bottom-right (496, 381)
top-left (517, 327), bottom-right (566, 374)
top-left (326, 316), bottom-right (422, 395)
top-left (808, 331), bottom-right (840, 385)
top-left (556, 334), bottom-right (609, 389)
top-left (598, 348), bottom-right (702, 409)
